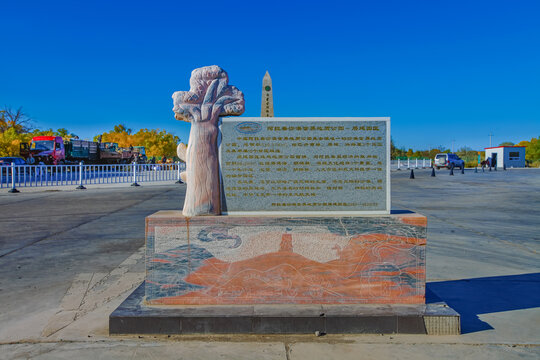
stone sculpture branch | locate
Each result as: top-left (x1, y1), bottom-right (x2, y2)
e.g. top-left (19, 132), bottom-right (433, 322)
top-left (172, 66), bottom-right (245, 216)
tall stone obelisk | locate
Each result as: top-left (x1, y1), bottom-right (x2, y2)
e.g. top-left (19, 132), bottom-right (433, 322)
top-left (261, 71), bottom-right (274, 117)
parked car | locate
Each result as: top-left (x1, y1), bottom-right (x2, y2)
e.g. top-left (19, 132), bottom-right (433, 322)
top-left (434, 153), bottom-right (465, 170)
top-left (0, 157), bottom-right (27, 166)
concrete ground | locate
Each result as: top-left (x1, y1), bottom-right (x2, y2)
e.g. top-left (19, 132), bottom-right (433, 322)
top-left (0, 169), bottom-right (538, 359)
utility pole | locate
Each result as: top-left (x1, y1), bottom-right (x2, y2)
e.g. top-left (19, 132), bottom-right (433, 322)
top-left (489, 132), bottom-right (493, 147)
top-left (451, 139), bottom-right (455, 153)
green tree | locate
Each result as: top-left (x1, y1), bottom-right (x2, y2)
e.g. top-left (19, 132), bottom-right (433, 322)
top-left (412, 150), bottom-right (424, 158)
top-left (457, 146), bottom-right (481, 165)
top-left (499, 141), bottom-right (515, 146)
top-left (390, 138), bottom-right (402, 159)
top-left (517, 137), bottom-right (540, 165)
top-left (55, 128), bottom-right (77, 140)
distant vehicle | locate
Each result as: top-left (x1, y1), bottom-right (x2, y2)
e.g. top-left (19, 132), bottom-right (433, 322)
top-left (99, 142), bottom-right (133, 164)
top-left (434, 153), bottom-right (465, 170)
top-left (131, 146), bottom-right (148, 164)
top-left (19, 136), bottom-right (147, 165)
top-left (63, 138), bottom-right (99, 163)
top-left (0, 157), bottom-right (27, 166)
top-left (19, 136), bottom-right (65, 165)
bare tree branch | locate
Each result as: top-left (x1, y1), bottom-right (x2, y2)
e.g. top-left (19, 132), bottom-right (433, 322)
top-left (1, 106), bottom-right (34, 133)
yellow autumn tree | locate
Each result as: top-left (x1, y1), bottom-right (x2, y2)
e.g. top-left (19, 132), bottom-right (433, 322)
top-left (0, 108), bottom-right (34, 156)
top-left (95, 125), bottom-right (180, 159)
top-left (0, 128), bottom-right (30, 156)
top-left (131, 129), bottom-right (180, 159)
top-left (1, 107), bottom-right (82, 156)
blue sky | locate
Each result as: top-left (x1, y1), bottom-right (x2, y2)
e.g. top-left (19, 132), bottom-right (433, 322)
top-left (1, 0), bottom-right (539, 151)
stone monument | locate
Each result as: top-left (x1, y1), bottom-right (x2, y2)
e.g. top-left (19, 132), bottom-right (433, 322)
top-left (261, 71), bottom-right (274, 117)
top-left (110, 65), bottom-right (460, 335)
top-left (172, 65), bottom-right (245, 216)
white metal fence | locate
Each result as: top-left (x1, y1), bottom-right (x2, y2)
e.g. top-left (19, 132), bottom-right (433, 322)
top-left (390, 158), bottom-right (432, 171)
top-left (3, 159), bottom-right (430, 191)
top-left (1, 162), bottom-right (186, 191)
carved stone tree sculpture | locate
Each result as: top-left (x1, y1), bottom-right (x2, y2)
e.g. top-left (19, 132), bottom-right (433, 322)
top-left (172, 66), bottom-right (245, 216)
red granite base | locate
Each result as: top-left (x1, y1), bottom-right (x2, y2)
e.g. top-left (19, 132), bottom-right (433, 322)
top-left (145, 211), bottom-right (426, 305)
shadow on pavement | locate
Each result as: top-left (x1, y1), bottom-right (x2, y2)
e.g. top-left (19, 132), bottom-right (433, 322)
top-left (390, 209), bottom-right (415, 215)
top-left (426, 272), bottom-right (540, 334)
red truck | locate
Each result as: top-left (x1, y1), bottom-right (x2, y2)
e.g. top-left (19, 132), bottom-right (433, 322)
top-left (20, 136), bottom-right (66, 165)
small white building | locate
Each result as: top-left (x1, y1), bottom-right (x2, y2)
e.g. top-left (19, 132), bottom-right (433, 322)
top-left (484, 146), bottom-right (526, 168)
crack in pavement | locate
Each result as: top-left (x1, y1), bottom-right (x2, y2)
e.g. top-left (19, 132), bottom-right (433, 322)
top-left (41, 247), bottom-right (146, 338)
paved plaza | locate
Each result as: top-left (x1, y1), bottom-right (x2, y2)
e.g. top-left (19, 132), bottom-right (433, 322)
top-left (0, 169), bottom-right (538, 359)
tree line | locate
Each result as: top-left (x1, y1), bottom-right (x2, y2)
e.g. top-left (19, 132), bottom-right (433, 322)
top-left (2, 106), bottom-right (539, 166)
top-left (392, 137), bottom-right (540, 167)
top-left (0, 107), bottom-right (180, 159)
top-left (391, 139), bottom-right (481, 166)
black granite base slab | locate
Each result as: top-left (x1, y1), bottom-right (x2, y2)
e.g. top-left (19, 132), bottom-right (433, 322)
top-left (110, 283), bottom-right (460, 335)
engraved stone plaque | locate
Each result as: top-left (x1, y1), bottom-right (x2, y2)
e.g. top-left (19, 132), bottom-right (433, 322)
top-left (219, 117), bottom-right (390, 215)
